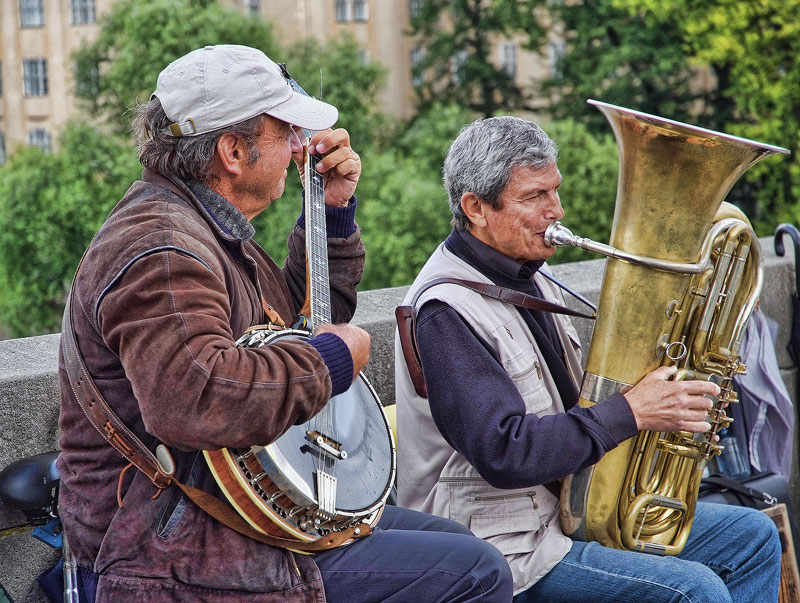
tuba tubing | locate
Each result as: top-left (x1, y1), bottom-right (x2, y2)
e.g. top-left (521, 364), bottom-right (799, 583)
top-left (554, 99), bottom-right (789, 555)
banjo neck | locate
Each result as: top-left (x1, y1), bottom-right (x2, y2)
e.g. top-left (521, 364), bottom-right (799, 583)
top-left (303, 149), bottom-right (332, 329)
top-left (297, 122), bottom-right (339, 518)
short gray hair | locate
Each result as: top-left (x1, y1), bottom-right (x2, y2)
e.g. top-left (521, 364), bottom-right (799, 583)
top-left (131, 97), bottom-right (267, 186)
top-left (443, 116), bottom-right (558, 231)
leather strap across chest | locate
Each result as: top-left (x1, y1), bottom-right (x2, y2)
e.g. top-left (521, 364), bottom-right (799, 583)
top-left (397, 277), bottom-right (595, 399)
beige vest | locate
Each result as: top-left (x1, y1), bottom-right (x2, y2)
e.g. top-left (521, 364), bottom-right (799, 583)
top-left (395, 242), bottom-right (584, 594)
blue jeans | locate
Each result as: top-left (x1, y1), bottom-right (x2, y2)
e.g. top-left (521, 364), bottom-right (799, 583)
top-left (515, 502), bottom-right (781, 603)
top-left (315, 504), bottom-right (513, 602)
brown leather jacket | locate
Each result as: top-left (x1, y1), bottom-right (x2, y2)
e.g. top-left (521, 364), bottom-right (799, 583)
top-left (57, 169), bottom-right (365, 601)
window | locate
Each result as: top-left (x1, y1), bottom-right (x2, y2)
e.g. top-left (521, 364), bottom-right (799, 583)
top-left (23, 59), bottom-right (48, 97)
top-left (547, 39), bottom-right (566, 78)
top-left (335, 0), bottom-right (348, 21)
top-left (0, 61), bottom-right (3, 97)
top-left (0, 132), bottom-right (6, 167)
top-left (500, 42), bottom-right (517, 78)
top-left (71, 0), bottom-right (96, 25)
top-left (410, 47), bottom-right (426, 87)
top-left (451, 48), bottom-right (467, 84)
top-left (248, 0), bottom-right (259, 16)
top-left (20, 0), bottom-right (44, 27)
top-left (28, 128), bottom-right (52, 153)
top-left (409, 0), bottom-right (422, 19)
top-left (353, 0), bottom-right (367, 21)
top-left (358, 49), bottom-right (370, 66)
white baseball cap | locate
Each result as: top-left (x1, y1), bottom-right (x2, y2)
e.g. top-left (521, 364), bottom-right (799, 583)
top-left (152, 44), bottom-right (338, 137)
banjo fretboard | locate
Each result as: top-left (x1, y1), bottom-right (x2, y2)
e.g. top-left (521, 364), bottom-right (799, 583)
top-left (304, 151), bottom-right (332, 328)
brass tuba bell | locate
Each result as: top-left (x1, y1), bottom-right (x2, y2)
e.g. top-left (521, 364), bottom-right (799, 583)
top-left (550, 99), bottom-right (789, 555)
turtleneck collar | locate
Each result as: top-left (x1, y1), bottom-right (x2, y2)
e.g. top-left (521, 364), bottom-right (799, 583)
top-left (185, 180), bottom-right (256, 242)
top-left (444, 228), bottom-right (544, 292)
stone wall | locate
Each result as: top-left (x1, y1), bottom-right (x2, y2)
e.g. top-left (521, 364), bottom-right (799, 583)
top-left (1, 236), bottom-right (797, 602)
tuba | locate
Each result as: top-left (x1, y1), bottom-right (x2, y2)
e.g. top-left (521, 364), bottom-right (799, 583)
top-left (550, 100), bottom-right (789, 555)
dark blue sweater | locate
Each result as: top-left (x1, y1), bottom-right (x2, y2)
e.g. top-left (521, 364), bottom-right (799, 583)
top-left (415, 229), bottom-right (638, 489)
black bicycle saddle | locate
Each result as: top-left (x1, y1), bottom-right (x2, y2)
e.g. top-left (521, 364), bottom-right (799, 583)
top-left (0, 450), bottom-right (60, 523)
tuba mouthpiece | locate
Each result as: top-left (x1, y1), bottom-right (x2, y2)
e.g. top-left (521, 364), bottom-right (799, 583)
top-left (544, 221), bottom-right (578, 248)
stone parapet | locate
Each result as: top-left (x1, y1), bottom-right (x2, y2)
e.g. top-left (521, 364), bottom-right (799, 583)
top-left (1, 236), bottom-right (798, 602)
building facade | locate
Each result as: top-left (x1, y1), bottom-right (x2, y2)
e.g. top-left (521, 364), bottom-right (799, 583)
top-left (0, 0), bottom-right (552, 163)
top-left (0, 0), bottom-right (114, 163)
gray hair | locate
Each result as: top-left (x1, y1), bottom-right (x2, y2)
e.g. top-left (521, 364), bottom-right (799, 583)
top-left (131, 97), bottom-right (267, 186)
top-left (443, 116), bottom-right (558, 231)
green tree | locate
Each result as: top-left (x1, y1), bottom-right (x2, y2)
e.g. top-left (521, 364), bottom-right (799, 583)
top-left (283, 35), bottom-right (388, 151)
top-left (542, 118), bottom-right (619, 265)
top-left (74, 0), bottom-right (280, 133)
top-left (618, 0), bottom-right (800, 234)
top-left (409, 0), bottom-right (548, 117)
top-left (0, 123), bottom-right (140, 336)
top-left (543, 0), bottom-right (732, 133)
top-left (393, 102), bottom-right (474, 174)
top-left (547, 0), bottom-right (799, 235)
top-left (356, 102), bottom-right (475, 289)
top-left (357, 150), bottom-right (453, 289)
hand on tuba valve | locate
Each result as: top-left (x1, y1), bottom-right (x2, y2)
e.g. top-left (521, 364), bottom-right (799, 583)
top-left (621, 365), bottom-right (719, 434)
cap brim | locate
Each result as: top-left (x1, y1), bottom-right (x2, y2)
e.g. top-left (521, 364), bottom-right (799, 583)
top-left (266, 91), bottom-right (339, 131)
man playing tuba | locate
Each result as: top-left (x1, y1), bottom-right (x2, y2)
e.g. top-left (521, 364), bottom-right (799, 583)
top-left (395, 115), bottom-right (781, 602)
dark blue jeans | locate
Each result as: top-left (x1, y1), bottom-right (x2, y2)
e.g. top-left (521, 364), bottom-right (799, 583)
top-left (514, 502), bottom-right (781, 603)
top-left (315, 505), bottom-right (513, 602)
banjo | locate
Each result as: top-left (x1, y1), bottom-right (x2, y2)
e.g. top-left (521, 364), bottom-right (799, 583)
top-left (203, 70), bottom-right (395, 550)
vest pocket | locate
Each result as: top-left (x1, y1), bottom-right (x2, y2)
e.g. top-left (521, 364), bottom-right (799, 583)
top-left (505, 343), bottom-right (549, 411)
top-left (469, 489), bottom-right (545, 556)
top-left (469, 509), bottom-right (543, 556)
top-left (511, 360), bottom-right (549, 414)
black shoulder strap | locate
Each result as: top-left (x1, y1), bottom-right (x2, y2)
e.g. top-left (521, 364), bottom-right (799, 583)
top-left (700, 474), bottom-right (778, 507)
top-left (396, 277), bottom-right (594, 399)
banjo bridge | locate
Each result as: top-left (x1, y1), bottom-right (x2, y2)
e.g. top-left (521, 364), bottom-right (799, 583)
top-left (306, 430), bottom-right (348, 460)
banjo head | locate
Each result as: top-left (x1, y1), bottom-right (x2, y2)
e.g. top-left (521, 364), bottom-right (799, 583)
top-left (227, 328), bottom-right (395, 532)
top-left (256, 373), bottom-right (394, 513)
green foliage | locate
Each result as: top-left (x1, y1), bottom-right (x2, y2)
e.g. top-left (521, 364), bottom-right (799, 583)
top-left (541, 118), bottom-right (619, 264)
top-left (623, 0), bottom-right (800, 234)
top-left (73, 0), bottom-right (280, 133)
top-left (357, 151), bottom-right (453, 289)
top-left (544, 0), bottom-right (724, 132)
top-left (356, 103), bottom-right (475, 289)
top-left (283, 35), bottom-right (388, 150)
top-left (0, 122), bottom-right (140, 336)
top-left (548, 0), bottom-right (800, 237)
top-left (409, 0), bottom-right (548, 117)
top-left (393, 102), bottom-right (473, 173)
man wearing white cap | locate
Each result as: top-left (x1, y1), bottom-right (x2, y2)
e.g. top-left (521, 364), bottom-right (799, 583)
top-left (56, 45), bottom-right (512, 602)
